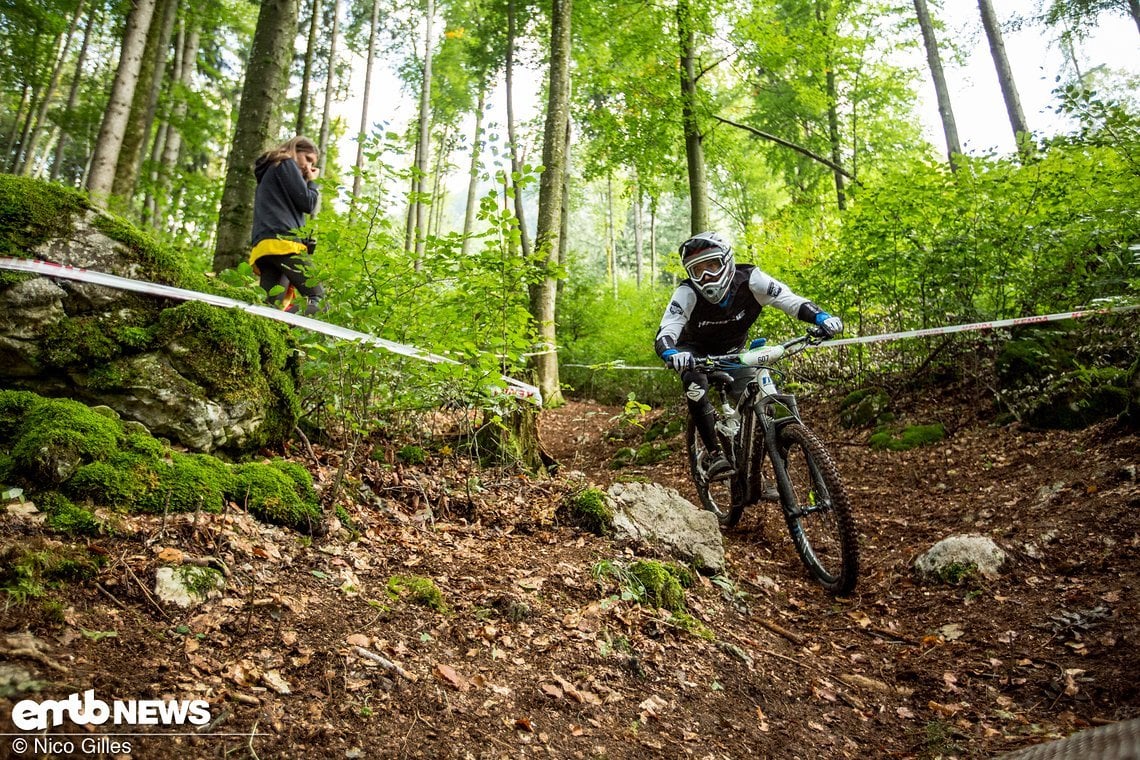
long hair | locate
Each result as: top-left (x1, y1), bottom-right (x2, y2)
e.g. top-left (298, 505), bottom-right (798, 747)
top-left (257, 136), bottom-right (319, 168)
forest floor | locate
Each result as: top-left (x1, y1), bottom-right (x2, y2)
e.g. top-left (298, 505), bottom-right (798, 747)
top-left (1, 384), bottom-right (1138, 760)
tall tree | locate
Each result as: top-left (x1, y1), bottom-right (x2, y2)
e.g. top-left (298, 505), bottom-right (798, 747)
top-left (676, 0), bottom-right (708, 232)
top-left (113, 0), bottom-right (179, 200)
top-left (317, 0), bottom-right (341, 159)
top-left (410, 0), bottom-right (436, 260)
top-left (51, 3), bottom-right (99, 181)
top-left (977, 0), bottom-right (1031, 156)
top-left (530, 0), bottom-right (572, 406)
top-left (212, 0), bottom-right (302, 271)
top-left (1044, 0), bottom-right (1140, 39)
top-left (505, 0), bottom-right (532, 257)
top-left (18, 0), bottom-right (86, 176)
top-left (86, 0), bottom-right (159, 206)
top-left (351, 0), bottom-right (380, 200)
top-left (296, 0), bottom-right (321, 135)
top-left (913, 0), bottom-right (961, 169)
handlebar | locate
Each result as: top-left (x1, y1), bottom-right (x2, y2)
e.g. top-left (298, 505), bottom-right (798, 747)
top-left (695, 329), bottom-right (829, 371)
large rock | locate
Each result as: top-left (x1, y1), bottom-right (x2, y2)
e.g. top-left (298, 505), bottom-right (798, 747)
top-left (0, 176), bottom-right (298, 452)
top-left (607, 482), bottom-right (725, 573)
top-left (915, 534), bottom-right (1008, 582)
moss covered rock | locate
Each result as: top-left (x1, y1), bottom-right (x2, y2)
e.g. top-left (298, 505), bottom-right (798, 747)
top-left (1, 390), bottom-right (319, 534)
top-left (839, 387), bottom-right (892, 429)
top-left (0, 175), bottom-right (299, 453)
top-left (869, 423), bottom-right (946, 451)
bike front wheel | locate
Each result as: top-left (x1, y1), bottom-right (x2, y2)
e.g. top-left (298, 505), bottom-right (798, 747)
top-left (775, 422), bottom-right (859, 595)
top-left (686, 417), bottom-right (744, 527)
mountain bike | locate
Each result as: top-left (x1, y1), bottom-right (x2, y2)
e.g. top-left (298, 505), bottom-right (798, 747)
top-left (686, 329), bottom-right (859, 595)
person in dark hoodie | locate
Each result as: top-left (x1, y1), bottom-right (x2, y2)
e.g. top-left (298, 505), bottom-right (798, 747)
top-left (249, 136), bottom-right (324, 314)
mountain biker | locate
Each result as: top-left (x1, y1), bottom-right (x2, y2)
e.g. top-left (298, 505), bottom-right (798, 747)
top-left (249, 135), bottom-right (325, 315)
top-left (655, 231), bottom-right (844, 481)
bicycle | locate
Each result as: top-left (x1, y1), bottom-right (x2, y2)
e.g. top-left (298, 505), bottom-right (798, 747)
top-left (685, 329), bottom-right (859, 595)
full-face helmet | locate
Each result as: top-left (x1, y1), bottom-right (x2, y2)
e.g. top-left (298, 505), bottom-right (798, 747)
top-left (679, 231), bottom-right (735, 303)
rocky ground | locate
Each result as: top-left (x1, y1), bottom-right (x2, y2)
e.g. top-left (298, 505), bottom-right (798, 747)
top-left (1, 385), bottom-right (1138, 760)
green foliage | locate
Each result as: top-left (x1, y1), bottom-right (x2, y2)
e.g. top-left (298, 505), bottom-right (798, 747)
top-left (396, 445), bottom-right (427, 465)
top-left (229, 461), bottom-right (321, 531)
top-left (1, 539), bottom-right (101, 607)
top-left (387, 575), bottom-right (449, 613)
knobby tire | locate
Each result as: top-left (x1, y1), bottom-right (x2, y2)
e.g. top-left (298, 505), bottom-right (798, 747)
top-left (775, 422), bottom-right (859, 595)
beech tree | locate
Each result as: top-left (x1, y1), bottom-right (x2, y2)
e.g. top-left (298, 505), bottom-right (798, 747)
top-left (86, 0), bottom-right (159, 206)
top-left (913, 0), bottom-right (961, 169)
top-left (213, 0), bottom-right (303, 272)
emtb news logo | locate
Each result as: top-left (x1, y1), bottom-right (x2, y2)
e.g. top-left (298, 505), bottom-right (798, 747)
top-left (11, 689), bottom-right (211, 730)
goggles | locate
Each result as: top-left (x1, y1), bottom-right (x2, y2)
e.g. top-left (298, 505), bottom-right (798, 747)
top-left (684, 251), bottom-right (729, 282)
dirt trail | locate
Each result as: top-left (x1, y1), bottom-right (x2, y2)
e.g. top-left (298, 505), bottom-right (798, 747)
top-left (1, 394), bottom-right (1137, 759)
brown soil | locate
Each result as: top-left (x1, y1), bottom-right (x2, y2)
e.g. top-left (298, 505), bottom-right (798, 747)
top-left (1, 389), bottom-right (1138, 760)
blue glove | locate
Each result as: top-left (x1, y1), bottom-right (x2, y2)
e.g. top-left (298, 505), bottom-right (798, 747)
top-left (662, 349), bottom-right (695, 372)
top-left (815, 312), bottom-right (844, 338)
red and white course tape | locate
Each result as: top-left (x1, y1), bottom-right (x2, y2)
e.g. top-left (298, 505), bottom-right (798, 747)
top-left (0, 257), bottom-right (542, 404)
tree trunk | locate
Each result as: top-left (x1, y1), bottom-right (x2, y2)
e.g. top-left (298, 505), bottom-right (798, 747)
top-left (676, 0), bottom-right (708, 233)
top-left (6, 84), bottom-right (31, 173)
top-left (529, 0), bottom-right (572, 407)
top-left (825, 66), bottom-right (846, 210)
top-left (649, 199), bottom-right (657, 285)
top-left (318, 0), bottom-right (341, 159)
top-left (460, 84), bottom-right (486, 258)
top-left (296, 0), bottom-right (320, 135)
top-left (412, 0), bottom-right (435, 261)
top-left (556, 117), bottom-right (571, 302)
top-left (977, 0), bottom-right (1031, 157)
top-left (86, 0), bottom-right (158, 206)
top-left (633, 179), bottom-right (643, 286)
top-left (52, 6), bottom-right (98, 181)
top-left (212, 0), bottom-right (301, 271)
top-left (150, 16), bottom-right (200, 227)
top-left (114, 0), bottom-right (179, 200)
top-left (607, 172), bottom-right (617, 298)
top-left (913, 0), bottom-right (961, 169)
top-left (429, 123), bottom-right (450, 238)
top-left (352, 0), bottom-right (381, 201)
top-left (1131, 0), bottom-right (1140, 36)
top-left (505, 0), bottom-right (532, 257)
top-left (21, 0), bottom-right (85, 176)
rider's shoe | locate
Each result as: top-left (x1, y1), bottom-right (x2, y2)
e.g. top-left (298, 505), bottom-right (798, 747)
top-left (760, 483), bottom-right (780, 501)
top-left (706, 453), bottom-right (734, 481)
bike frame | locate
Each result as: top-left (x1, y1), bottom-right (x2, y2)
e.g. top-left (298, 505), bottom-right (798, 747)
top-left (704, 333), bottom-right (820, 508)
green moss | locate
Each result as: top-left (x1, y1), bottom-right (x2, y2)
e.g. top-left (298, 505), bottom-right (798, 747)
top-left (175, 565), bottom-right (224, 597)
top-left (629, 560), bottom-right (688, 613)
top-left (0, 390), bottom-right (43, 445)
top-left (934, 561), bottom-right (978, 585)
top-left (387, 574), bottom-right (449, 613)
top-left (139, 453), bottom-right (232, 513)
top-left (633, 442), bottom-right (671, 465)
top-left (229, 461), bottom-right (320, 531)
top-left (0, 539), bottom-right (101, 606)
top-left (11, 397), bottom-right (124, 483)
top-left (67, 454), bottom-right (158, 507)
top-left (0, 175), bottom-right (88, 260)
top-left (38, 492), bottom-right (102, 536)
top-left (564, 487), bottom-right (613, 536)
top-left (869, 423), bottom-right (946, 451)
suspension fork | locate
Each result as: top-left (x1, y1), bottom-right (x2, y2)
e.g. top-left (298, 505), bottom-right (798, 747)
top-left (751, 393), bottom-right (802, 508)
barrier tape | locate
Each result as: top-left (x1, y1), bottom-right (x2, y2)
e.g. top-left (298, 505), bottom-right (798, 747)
top-left (0, 257), bottom-right (542, 405)
top-left (565, 302), bottom-right (1139, 371)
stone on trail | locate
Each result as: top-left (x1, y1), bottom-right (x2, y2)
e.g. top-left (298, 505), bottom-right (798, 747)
top-left (607, 482), bottom-right (725, 574)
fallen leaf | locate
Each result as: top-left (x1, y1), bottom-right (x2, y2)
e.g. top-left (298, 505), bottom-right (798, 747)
top-left (756, 706), bottom-right (769, 732)
top-left (928, 700), bottom-right (961, 716)
top-left (434, 663), bottom-right (470, 691)
top-left (847, 610), bottom-right (872, 628)
top-left (157, 547), bottom-right (183, 564)
top-left (541, 683), bottom-right (563, 699)
top-left (346, 633), bottom-right (371, 648)
top-left (262, 670), bottom-right (291, 695)
top-left (939, 623), bottom-right (964, 641)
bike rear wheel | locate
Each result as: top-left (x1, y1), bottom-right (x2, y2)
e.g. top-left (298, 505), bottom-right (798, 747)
top-left (686, 417), bottom-right (744, 527)
top-left (774, 422), bottom-right (859, 595)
